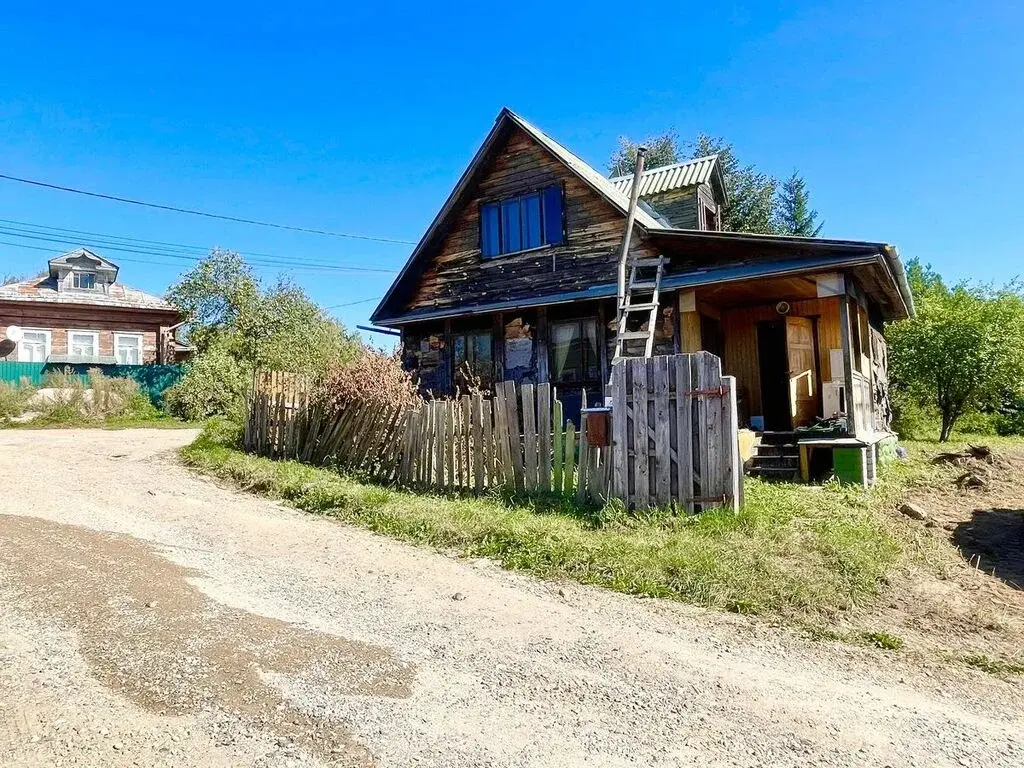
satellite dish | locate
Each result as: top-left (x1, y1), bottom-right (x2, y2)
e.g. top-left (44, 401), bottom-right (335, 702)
top-left (775, 301), bottom-right (792, 315)
top-left (0, 339), bottom-right (15, 358)
top-left (5, 325), bottom-right (23, 343)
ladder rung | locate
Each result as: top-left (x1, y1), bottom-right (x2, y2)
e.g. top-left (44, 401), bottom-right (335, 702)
top-left (631, 257), bottom-right (667, 268)
top-left (622, 302), bottom-right (658, 312)
top-left (629, 280), bottom-right (659, 290)
top-left (617, 330), bottom-right (651, 340)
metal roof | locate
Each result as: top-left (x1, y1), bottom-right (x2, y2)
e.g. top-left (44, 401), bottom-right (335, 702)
top-left (0, 276), bottom-right (177, 312)
top-left (609, 155), bottom-right (720, 197)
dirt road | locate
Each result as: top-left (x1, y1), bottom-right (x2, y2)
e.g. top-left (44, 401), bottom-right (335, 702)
top-left (1, 429), bottom-right (1022, 767)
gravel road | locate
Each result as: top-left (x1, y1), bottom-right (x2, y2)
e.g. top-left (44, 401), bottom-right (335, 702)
top-left (1, 428), bottom-right (1022, 767)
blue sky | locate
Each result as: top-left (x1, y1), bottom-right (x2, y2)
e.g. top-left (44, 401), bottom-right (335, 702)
top-left (2, 1), bottom-right (1021, 338)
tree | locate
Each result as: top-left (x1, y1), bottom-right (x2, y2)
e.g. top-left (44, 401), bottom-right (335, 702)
top-left (887, 261), bottom-right (1024, 441)
top-left (164, 250), bottom-right (362, 419)
top-left (608, 132), bottom-right (680, 178)
top-left (776, 171), bottom-right (823, 236)
top-left (607, 133), bottom-right (788, 235)
top-left (688, 135), bottom-right (779, 235)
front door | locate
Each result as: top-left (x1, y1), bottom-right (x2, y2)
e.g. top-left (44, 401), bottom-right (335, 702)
top-left (786, 316), bottom-right (819, 428)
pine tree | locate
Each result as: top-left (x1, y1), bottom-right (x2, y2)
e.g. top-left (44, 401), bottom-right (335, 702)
top-left (777, 171), bottom-right (823, 236)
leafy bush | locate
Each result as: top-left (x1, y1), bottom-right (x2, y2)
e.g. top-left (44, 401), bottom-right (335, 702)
top-left (995, 394), bottom-right (1024, 436)
top-left (0, 381), bottom-right (35, 418)
top-left (314, 349), bottom-right (419, 413)
top-left (164, 340), bottom-right (250, 421)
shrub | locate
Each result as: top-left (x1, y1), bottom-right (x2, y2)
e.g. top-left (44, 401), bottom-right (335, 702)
top-left (164, 340), bottom-right (250, 421)
top-left (41, 367), bottom-right (83, 388)
top-left (314, 349), bottom-right (419, 414)
top-left (29, 370), bottom-right (158, 424)
top-left (0, 381), bottom-right (35, 418)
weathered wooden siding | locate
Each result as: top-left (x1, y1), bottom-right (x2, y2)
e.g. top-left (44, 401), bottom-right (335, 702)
top-left (644, 187), bottom-right (699, 229)
top-left (405, 127), bottom-right (660, 314)
top-left (720, 297), bottom-right (842, 420)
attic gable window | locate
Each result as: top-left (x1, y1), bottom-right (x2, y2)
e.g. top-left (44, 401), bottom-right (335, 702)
top-left (73, 271), bottom-right (97, 290)
top-left (480, 185), bottom-right (564, 258)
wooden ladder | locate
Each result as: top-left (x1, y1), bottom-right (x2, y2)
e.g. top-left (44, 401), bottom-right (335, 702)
top-left (613, 255), bottom-right (667, 362)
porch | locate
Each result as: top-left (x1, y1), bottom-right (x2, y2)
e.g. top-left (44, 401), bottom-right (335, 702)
top-left (397, 267), bottom-right (891, 485)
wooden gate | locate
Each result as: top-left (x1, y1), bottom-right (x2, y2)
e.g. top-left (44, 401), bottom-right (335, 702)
top-left (609, 352), bottom-right (740, 511)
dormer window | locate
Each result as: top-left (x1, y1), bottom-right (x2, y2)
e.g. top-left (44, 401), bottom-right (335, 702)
top-left (73, 271), bottom-right (97, 290)
top-left (480, 185), bottom-right (564, 258)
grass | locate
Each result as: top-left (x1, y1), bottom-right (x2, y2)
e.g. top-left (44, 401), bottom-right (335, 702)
top-left (181, 419), bottom-right (919, 619)
top-left (963, 654), bottom-right (1024, 676)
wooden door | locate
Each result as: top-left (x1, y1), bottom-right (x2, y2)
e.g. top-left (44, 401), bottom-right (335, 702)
top-left (786, 317), bottom-right (818, 428)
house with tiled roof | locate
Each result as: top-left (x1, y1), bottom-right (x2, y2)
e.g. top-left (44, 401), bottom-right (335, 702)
top-left (0, 248), bottom-right (185, 365)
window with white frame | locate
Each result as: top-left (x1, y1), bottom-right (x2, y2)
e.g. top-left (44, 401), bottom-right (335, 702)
top-left (72, 271), bottom-right (97, 290)
top-left (114, 333), bottom-right (143, 365)
top-left (18, 329), bottom-right (50, 363)
top-left (68, 330), bottom-right (99, 358)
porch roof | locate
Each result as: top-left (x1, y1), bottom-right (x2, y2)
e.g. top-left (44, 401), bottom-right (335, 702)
top-left (376, 250), bottom-right (893, 326)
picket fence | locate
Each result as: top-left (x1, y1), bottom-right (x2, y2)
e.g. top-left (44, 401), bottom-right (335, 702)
top-left (243, 352), bottom-right (740, 511)
top-left (243, 371), bottom-right (610, 501)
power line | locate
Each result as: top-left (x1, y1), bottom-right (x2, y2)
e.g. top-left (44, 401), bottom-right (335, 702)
top-left (0, 238), bottom-right (396, 275)
top-left (0, 217), bottom-right (401, 266)
top-left (0, 172), bottom-right (418, 245)
top-left (0, 218), bottom-right (401, 273)
top-left (325, 296), bottom-right (381, 308)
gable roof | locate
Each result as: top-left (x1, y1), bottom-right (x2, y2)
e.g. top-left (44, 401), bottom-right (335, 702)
top-left (47, 247), bottom-right (119, 280)
top-left (370, 108), bottom-right (664, 324)
top-left (609, 155), bottom-right (725, 200)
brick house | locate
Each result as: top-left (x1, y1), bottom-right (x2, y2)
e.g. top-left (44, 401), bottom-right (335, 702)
top-left (0, 249), bottom-right (185, 365)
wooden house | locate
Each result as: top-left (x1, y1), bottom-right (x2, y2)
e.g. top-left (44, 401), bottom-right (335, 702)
top-left (371, 109), bottom-right (914, 481)
top-left (0, 249), bottom-right (186, 365)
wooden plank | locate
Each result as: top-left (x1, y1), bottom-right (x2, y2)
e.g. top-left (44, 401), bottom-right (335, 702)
top-left (563, 420), bottom-right (576, 495)
top-left (521, 383), bottom-right (538, 492)
top-left (674, 355), bottom-right (694, 513)
top-left (434, 401), bottom-right (445, 487)
top-left (537, 383), bottom-right (551, 492)
top-left (610, 362), bottom-right (628, 500)
top-left (631, 358), bottom-right (650, 509)
top-left (462, 396), bottom-right (473, 490)
top-left (722, 375), bottom-right (740, 512)
top-left (491, 387), bottom-right (509, 486)
top-left (481, 398), bottom-right (494, 487)
top-left (576, 420), bottom-right (590, 502)
top-left (653, 356), bottom-right (671, 505)
top-left (703, 352), bottom-right (723, 508)
top-left (502, 381), bottom-right (525, 492)
top-left (551, 397), bottom-right (564, 493)
top-left (450, 400), bottom-right (460, 488)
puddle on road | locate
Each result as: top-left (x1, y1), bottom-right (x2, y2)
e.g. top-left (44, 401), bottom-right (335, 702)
top-left (0, 515), bottom-right (414, 765)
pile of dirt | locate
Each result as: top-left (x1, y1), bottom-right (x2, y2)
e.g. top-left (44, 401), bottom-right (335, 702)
top-left (859, 446), bottom-right (1024, 662)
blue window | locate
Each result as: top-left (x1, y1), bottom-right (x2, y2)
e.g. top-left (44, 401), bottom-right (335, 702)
top-left (480, 184), bottom-right (564, 257)
top-left (543, 185), bottom-right (564, 246)
top-left (480, 203), bottom-right (500, 258)
top-left (500, 198), bottom-right (522, 254)
top-left (522, 193), bottom-right (542, 249)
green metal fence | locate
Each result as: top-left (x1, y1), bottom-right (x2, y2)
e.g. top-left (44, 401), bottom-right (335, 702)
top-left (0, 361), bottom-right (184, 405)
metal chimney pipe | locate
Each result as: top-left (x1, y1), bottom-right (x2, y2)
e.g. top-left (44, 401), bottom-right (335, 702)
top-left (616, 146), bottom-right (647, 329)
